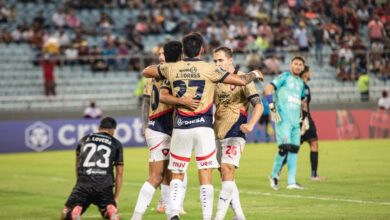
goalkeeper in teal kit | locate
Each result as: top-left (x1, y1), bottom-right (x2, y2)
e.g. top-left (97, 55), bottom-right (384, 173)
top-left (264, 56), bottom-right (306, 190)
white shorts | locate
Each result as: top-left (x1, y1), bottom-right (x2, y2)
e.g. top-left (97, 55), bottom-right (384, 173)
top-left (145, 128), bottom-right (171, 162)
top-left (217, 137), bottom-right (246, 168)
top-left (168, 127), bottom-right (219, 173)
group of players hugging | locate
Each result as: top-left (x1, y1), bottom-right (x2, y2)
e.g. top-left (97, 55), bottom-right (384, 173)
top-left (61, 32), bottom-right (323, 220)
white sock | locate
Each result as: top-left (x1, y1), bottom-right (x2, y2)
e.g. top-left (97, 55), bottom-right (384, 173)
top-left (215, 181), bottom-right (234, 220)
top-left (169, 179), bottom-right (184, 217)
top-left (231, 181), bottom-right (245, 220)
top-left (132, 181), bottom-right (156, 218)
top-left (161, 184), bottom-right (171, 215)
top-left (180, 172), bottom-right (188, 210)
top-left (200, 184), bottom-right (214, 220)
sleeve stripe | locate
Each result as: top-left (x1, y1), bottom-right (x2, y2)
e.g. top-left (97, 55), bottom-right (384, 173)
top-left (157, 65), bottom-right (166, 79)
top-left (247, 94), bottom-right (260, 101)
top-left (218, 72), bottom-right (230, 83)
top-left (270, 82), bottom-right (277, 91)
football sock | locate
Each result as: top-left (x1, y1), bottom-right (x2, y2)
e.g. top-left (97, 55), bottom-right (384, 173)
top-left (230, 181), bottom-right (245, 220)
top-left (310, 151), bottom-right (318, 177)
top-left (161, 184), bottom-right (170, 215)
top-left (287, 152), bottom-right (298, 185)
top-left (200, 184), bottom-right (214, 220)
top-left (180, 172), bottom-right (188, 210)
top-left (133, 181), bottom-right (156, 217)
top-left (169, 179), bottom-right (184, 217)
top-left (271, 152), bottom-right (287, 178)
top-left (215, 181), bottom-right (234, 220)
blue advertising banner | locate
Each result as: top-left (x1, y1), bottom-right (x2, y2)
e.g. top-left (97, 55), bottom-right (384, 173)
top-left (0, 117), bottom-right (146, 153)
top-left (0, 116), bottom-right (268, 153)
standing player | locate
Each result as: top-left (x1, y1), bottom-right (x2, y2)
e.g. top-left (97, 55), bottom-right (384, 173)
top-left (143, 33), bottom-right (263, 220)
top-left (61, 117), bottom-right (123, 220)
top-left (132, 41), bottom-right (197, 220)
top-left (299, 66), bottom-right (325, 181)
top-left (213, 46), bottom-right (264, 220)
top-left (265, 56), bottom-right (306, 190)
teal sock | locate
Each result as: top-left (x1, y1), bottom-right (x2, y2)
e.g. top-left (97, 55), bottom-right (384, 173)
top-left (287, 152), bottom-right (298, 185)
top-left (271, 152), bottom-right (286, 178)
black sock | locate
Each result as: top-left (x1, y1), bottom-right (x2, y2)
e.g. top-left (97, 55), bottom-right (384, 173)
top-left (310, 151), bottom-right (318, 177)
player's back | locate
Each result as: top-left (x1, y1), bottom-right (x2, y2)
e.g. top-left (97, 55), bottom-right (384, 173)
top-left (159, 58), bottom-right (228, 129)
top-left (144, 78), bottom-right (174, 134)
top-left (76, 132), bottom-right (124, 188)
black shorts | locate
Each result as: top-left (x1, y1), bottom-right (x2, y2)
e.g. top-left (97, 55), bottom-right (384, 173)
top-left (301, 114), bottom-right (318, 143)
top-left (64, 184), bottom-right (116, 218)
top-left (259, 114), bottom-right (270, 125)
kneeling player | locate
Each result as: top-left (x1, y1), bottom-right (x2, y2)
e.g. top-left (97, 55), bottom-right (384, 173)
top-left (61, 117), bottom-right (123, 220)
top-left (213, 46), bottom-right (263, 220)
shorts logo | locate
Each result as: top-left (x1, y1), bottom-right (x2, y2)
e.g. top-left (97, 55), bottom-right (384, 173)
top-left (25, 121), bottom-right (53, 152)
top-left (172, 161), bottom-right (186, 168)
top-left (162, 149), bottom-right (169, 156)
top-left (199, 161), bottom-right (213, 167)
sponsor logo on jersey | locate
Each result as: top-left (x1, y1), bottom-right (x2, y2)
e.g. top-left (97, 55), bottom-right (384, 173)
top-left (177, 117), bottom-right (206, 126)
top-left (288, 95), bottom-right (301, 105)
top-left (25, 122), bottom-right (53, 152)
top-left (86, 168), bottom-right (107, 175)
top-left (148, 120), bottom-right (155, 126)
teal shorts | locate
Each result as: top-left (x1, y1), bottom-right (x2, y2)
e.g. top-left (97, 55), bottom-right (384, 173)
top-left (275, 121), bottom-right (301, 146)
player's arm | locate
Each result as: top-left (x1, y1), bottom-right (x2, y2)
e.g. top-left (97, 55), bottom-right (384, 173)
top-left (222, 70), bottom-right (264, 86)
top-left (264, 83), bottom-right (281, 123)
top-left (142, 65), bottom-right (159, 78)
top-left (114, 164), bottom-right (124, 203)
top-left (75, 151), bottom-right (80, 178)
top-left (240, 95), bottom-right (264, 133)
top-left (160, 88), bottom-right (200, 110)
top-left (141, 95), bottom-right (150, 136)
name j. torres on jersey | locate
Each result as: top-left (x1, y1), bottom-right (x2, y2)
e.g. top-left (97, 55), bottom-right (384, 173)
top-left (158, 58), bottom-right (229, 129)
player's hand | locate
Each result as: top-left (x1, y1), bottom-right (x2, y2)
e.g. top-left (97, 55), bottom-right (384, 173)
top-left (268, 102), bottom-right (281, 123)
top-left (240, 123), bottom-right (254, 133)
top-left (301, 117), bottom-right (310, 135)
top-left (114, 196), bottom-right (119, 206)
top-left (251, 70), bottom-right (264, 81)
top-left (181, 97), bottom-right (200, 110)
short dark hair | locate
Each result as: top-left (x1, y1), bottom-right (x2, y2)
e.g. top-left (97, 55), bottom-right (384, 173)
top-left (99, 117), bottom-right (117, 129)
top-left (300, 65), bottom-right (310, 77)
top-left (213, 46), bottom-right (233, 58)
top-left (163, 41), bottom-right (182, 62)
top-left (291, 56), bottom-right (305, 64)
top-left (182, 32), bottom-right (204, 58)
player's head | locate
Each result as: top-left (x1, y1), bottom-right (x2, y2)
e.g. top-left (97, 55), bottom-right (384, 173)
top-left (99, 117), bottom-right (117, 136)
top-left (182, 32), bottom-right (205, 58)
top-left (158, 46), bottom-right (165, 64)
top-left (163, 40), bottom-right (182, 62)
top-left (213, 46), bottom-right (234, 71)
top-left (382, 90), bottom-right (388, 98)
top-left (290, 56), bottom-right (305, 76)
top-left (300, 65), bottom-right (311, 81)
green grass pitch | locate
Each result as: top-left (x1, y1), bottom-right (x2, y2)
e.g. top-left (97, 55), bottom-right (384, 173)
top-left (1, 139), bottom-right (390, 219)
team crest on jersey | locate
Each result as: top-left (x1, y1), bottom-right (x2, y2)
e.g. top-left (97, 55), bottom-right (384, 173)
top-left (162, 149), bottom-right (170, 156)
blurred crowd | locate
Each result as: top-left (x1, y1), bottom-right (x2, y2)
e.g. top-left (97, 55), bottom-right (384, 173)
top-left (0, 0), bottom-right (389, 81)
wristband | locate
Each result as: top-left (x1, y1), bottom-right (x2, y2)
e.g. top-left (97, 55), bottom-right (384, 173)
top-left (266, 94), bottom-right (273, 104)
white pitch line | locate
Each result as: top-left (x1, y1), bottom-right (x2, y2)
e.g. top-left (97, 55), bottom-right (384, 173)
top-left (13, 176), bottom-right (390, 207)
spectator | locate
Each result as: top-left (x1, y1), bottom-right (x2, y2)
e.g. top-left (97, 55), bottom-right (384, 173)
top-left (40, 54), bottom-right (56, 96)
top-left (379, 61), bottom-right (390, 82)
top-left (368, 15), bottom-right (384, 43)
top-left (313, 22), bottom-right (326, 66)
top-left (0, 28), bottom-right (12, 44)
top-left (264, 55), bottom-right (281, 75)
top-left (65, 9), bottom-right (81, 29)
top-left (83, 101), bottom-right (103, 119)
top-left (293, 21), bottom-right (309, 59)
top-left (358, 72), bottom-right (370, 102)
top-left (52, 8), bottom-right (66, 28)
top-left (378, 91), bottom-right (390, 110)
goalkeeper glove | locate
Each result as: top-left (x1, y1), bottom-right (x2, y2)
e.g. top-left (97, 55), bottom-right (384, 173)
top-left (267, 95), bottom-right (281, 123)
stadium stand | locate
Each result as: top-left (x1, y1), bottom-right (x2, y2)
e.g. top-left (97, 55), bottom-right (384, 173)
top-left (0, 0), bottom-right (389, 112)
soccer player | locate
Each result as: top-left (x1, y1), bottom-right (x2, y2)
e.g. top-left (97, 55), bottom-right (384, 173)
top-left (61, 117), bottom-right (123, 220)
top-left (265, 56), bottom-right (306, 190)
top-left (299, 65), bottom-right (325, 181)
top-left (213, 46), bottom-right (264, 220)
top-left (143, 32), bottom-right (263, 220)
top-left (132, 41), bottom-right (197, 220)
